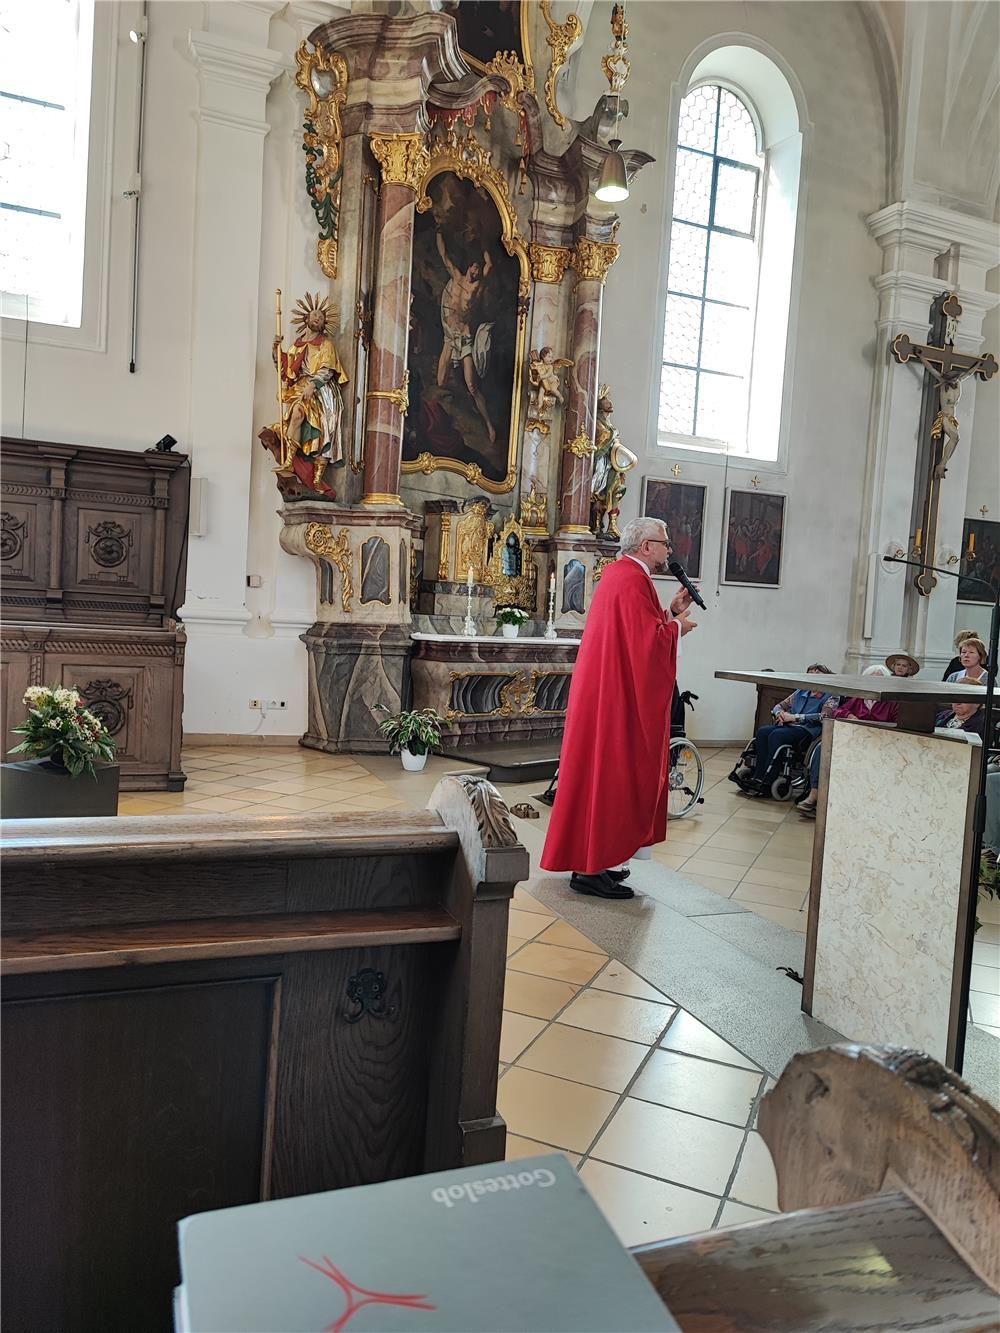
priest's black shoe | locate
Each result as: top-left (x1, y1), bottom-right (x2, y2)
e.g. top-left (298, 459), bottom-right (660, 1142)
top-left (606, 867), bottom-right (630, 882)
top-left (570, 872), bottom-right (634, 899)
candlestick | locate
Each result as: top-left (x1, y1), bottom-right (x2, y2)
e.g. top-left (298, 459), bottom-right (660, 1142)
top-left (463, 569), bottom-right (476, 637)
top-left (544, 580), bottom-right (557, 640)
top-left (969, 532), bottom-right (976, 556)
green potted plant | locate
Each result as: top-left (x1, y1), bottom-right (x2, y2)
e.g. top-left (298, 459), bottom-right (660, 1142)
top-left (3, 685), bottom-right (119, 817)
top-left (375, 705), bottom-right (448, 772)
top-left (495, 605), bottom-right (530, 639)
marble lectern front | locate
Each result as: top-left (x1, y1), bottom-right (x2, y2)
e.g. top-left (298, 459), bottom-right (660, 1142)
top-left (717, 670), bottom-right (991, 1066)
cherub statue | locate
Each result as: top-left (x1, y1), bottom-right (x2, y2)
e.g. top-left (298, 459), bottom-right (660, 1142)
top-left (526, 346), bottom-right (573, 431)
top-left (590, 385), bottom-right (637, 539)
top-left (266, 292), bottom-right (349, 494)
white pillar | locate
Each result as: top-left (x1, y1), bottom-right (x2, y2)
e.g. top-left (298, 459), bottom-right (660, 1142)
top-left (179, 5), bottom-right (289, 733)
top-left (848, 202), bottom-right (999, 675)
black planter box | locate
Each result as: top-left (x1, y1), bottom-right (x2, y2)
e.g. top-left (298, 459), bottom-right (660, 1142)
top-left (0, 761), bottom-right (120, 819)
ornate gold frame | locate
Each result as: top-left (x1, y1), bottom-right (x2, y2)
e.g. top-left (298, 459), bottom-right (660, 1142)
top-left (294, 43), bottom-right (348, 280)
top-left (485, 514), bottom-right (537, 610)
top-left (458, 4), bottom-right (534, 95)
top-left (445, 667), bottom-right (572, 721)
top-left (405, 133), bottom-right (530, 495)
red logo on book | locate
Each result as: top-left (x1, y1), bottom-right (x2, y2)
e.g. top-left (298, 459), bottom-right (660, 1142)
top-left (300, 1255), bottom-right (436, 1332)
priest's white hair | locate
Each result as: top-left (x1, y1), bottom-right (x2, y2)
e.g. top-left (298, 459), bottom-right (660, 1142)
top-left (619, 517), bottom-right (668, 553)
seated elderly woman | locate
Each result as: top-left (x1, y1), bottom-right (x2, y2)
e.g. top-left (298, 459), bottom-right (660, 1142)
top-left (935, 675), bottom-right (987, 738)
top-left (945, 636), bottom-right (988, 684)
top-left (734, 664), bottom-right (839, 796)
top-left (796, 665), bottom-right (896, 817)
top-left (885, 651), bottom-right (920, 678)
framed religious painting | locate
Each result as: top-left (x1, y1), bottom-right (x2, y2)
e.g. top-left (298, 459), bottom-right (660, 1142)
top-left (442, 1), bottom-right (532, 85)
top-left (957, 516), bottom-right (1000, 603)
top-left (403, 157), bottom-right (529, 494)
top-left (721, 488), bottom-right (786, 587)
top-left (641, 477), bottom-right (707, 579)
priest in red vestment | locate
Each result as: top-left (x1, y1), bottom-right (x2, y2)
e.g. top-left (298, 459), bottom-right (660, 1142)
top-left (541, 517), bottom-right (697, 898)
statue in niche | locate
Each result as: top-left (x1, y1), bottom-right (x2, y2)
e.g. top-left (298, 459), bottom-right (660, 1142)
top-left (590, 385), bottom-right (637, 540)
top-left (260, 292), bottom-right (349, 498)
top-left (526, 347), bottom-right (573, 433)
top-left (502, 532), bottom-right (522, 577)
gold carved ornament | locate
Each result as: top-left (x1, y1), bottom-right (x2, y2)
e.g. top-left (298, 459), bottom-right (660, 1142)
top-left (571, 238), bottom-right (621, 284)
top-left (459, 5), bottom-right (534, 95)
top-left (540, 0), bottom-right (583, 131)
top-left (601, 3), bottom-right (631, 95)
top-left (453, 501), bottom-right (493, 583)
top-left (565, 430), bottom-right (596, 458)
top-left (437, 512), bottom-right (454, 581)
top-left (294, 43), bottom-right (348, 280)
top-left (404, 128), bottom-right (531, 495)
top-left (485, 514), bottom-right (537, 611)
top-left (519, 482), bottom-right (548, 532)
top-left (366, 369), bottom-right (409, 418)
top-left (304, 523), bottom-right (354, 614)
top-left (528, 243), bottom-right (573, 285)
top-left (445, 667), bottom-right (572, 720)
top-left (369, 133), bottom-right (431, 192)
top-left (593, 555), bottom-right (615, 583)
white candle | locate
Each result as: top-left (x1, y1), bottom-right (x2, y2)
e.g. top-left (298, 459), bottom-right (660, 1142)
top-left (467, 566), bottom-right (474, 589)
top-left (549, 571), bottom-right (556, 591)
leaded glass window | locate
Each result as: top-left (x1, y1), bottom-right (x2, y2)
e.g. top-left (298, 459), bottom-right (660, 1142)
top-left (659, 85), bottom-right (762, 445)
top-left (0, 0), bottom-right (94, 327)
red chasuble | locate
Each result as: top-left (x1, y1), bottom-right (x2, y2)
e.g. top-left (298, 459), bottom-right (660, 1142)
top-left (541, 556), bottom-right (679, 875)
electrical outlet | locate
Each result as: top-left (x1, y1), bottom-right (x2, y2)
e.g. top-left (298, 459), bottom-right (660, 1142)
top-left (249, 698), bottom-right (261, 709)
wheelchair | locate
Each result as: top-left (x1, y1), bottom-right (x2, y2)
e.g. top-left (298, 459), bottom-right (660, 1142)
top-left (728, 729), bottom-right (821, 802)
top-left (667, 688), bottom-right (706, 819)
top-left (537, 686), bottom-right (706, 819)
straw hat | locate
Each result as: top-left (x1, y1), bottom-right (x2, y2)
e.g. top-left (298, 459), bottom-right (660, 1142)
top-left (885, 652), bottom-right (920, 677)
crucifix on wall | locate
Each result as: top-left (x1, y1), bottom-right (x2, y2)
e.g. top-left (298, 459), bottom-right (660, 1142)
top-left (890, 292), bottom-right (997, 595)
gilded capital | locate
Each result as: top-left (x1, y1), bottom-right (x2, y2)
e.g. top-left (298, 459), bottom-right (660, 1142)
top-left (369, 132), bottom-right (430, 192)
top-left (572, 238), bottom-right (620, 284)
top-left (529, 243), bottom-right (573, 284)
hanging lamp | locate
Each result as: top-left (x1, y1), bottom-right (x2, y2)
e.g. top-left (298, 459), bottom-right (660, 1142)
top-left (594, 3), bottom-right (631, 203)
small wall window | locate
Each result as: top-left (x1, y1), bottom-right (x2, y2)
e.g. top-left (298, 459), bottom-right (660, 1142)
top-left (659, 85), bottom-right (762, 448)
top-left (0, 0), bottom-right (95, 328)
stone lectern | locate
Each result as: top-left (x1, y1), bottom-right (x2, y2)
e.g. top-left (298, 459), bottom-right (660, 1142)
top-left (717, 670), bottom-right (990, 1067)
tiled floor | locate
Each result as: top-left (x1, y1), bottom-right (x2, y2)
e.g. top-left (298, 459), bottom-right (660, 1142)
top-left (117, 740), bottom-right (999, 1247)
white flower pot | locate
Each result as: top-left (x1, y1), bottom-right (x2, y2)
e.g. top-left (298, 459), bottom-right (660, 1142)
top-left (501, 623), bottom-right (519, 639)
top-left (400, 748), bottom-right (428, 772)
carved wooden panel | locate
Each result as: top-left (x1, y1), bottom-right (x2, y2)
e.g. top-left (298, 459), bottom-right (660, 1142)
top-left (0, 439), bottom-right (189, 790)
top-left (2, 976), bottom-right (277, 1333)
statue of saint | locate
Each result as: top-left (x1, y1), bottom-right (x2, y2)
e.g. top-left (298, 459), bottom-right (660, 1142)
top-left (527, 347), bottom-right (573, 429)
top-left (272, 292), bottom-right (349, 491)
top-left (590, 386), bottom-right (637, 539)
top-left (502, 531), bottom-right (523, 577)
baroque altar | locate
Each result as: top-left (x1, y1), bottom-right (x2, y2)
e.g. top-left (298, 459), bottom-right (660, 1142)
top-left (263, 5), bottom-right (652, 751)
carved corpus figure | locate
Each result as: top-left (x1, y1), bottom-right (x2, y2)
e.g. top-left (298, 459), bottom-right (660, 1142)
top-left (590, 386), bottom-right (637, 539)
top-left (270, 292), bottom-right (349, 494)
top-left (526, 346), bottom-right (573, 430)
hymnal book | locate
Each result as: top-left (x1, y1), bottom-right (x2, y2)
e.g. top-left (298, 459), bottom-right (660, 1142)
top-left (175, 1153), bottom-right (679, 1332)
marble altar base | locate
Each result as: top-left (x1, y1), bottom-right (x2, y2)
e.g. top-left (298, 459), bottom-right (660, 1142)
top-left (301, 622), bottom-right (411, 753)
top-left (411, 633), bottom-right (579, 747)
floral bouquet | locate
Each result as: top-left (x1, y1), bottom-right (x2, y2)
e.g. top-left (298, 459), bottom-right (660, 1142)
top-left (495, 606), bottom-right (530, 628)
top-left (8, 685), bottom-right (117, 777)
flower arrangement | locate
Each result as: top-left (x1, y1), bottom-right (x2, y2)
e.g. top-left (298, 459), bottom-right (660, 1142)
top-left (8, 685), bottom-right (117, 777)
top-left (495, 606), bottom-right (530, 628)
top-left (375, 705), bottom-right (448, 757)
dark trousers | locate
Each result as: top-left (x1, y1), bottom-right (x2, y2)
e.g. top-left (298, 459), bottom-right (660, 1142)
top-left (753, 724), bottom-right (814, 781)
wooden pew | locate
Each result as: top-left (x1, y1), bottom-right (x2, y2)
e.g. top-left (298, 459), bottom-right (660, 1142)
top-left (1, 774), bottom-right (527, 1333)
top-left (634, 1044), bottom-right (1000, 1331)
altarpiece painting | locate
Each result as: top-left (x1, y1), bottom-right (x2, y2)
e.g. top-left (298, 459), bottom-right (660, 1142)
top-left (443, 1), bottom-right (529, 73)
top-left (722, 489), bottom-right (786, 587)
top-left (403, 169), bottom-right (526, 492)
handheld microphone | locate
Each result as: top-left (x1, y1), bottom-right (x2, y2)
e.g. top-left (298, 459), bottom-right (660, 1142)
top-left (668, 558), bottom-right (707, 611)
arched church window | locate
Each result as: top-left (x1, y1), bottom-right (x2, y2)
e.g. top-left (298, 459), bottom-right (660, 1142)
top-left (0, 0), bottom-right (95, 328)
top-left (659, 85), bottom-right (762, 448)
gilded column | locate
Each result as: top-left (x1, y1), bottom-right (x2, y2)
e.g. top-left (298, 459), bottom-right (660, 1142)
top-left (361, 132), bottom-right (429, 506)
top-left (557, 237), bottom-right (619, 533)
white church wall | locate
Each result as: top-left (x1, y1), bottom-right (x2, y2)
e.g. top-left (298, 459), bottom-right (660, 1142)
top-left (572, 2), bottom-right (891, 741)
top-left (958, 261), bottom-right (1000, 646)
